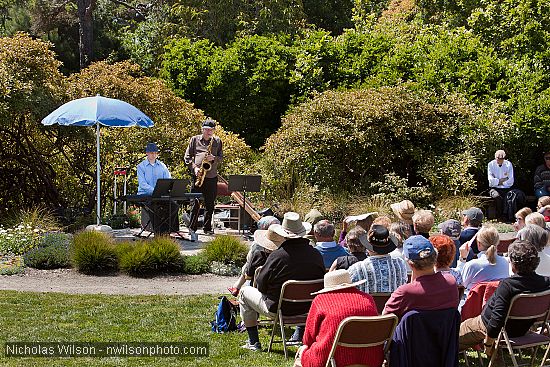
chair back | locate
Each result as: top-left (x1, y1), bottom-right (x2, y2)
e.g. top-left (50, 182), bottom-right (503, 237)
top-left (370, 293), bottom-right (392, 315)
top-left (278, 279), bottom-right (324, 307)
top-left (326, 314), bottom-right (398, 367)
top-left (461, 280), bottom-right (500, 322)
top-left (506, 289), bottom-right (550, 321)
top-left (390, 308), bottom-right (460, 367)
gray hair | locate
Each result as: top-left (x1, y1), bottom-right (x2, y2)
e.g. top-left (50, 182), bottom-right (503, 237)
top-left (525, 212), bottom-right (546, 229)
top-left (314, 219), bottom-right (335, 238)
top-left (516, 224), bottom-right (548, 252)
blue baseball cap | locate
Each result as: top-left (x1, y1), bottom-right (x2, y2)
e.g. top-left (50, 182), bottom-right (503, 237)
top-left (403, 235), bottom-right (436, 260)
top-left (145, 142), bottom-right (159, 153)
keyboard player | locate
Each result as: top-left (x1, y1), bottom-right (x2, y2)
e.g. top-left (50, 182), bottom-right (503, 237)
top-left (136, 142), bottom-right (173, 231)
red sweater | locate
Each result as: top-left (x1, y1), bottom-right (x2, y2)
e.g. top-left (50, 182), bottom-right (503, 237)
top-left (301, 288), bottom-right (383, 367)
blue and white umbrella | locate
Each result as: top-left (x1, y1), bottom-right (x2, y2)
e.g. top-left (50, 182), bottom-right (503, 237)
top-left (42, 95), bottom-right (154, 227)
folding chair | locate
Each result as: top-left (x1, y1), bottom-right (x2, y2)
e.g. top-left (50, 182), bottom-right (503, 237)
top-left (488, 289), bottom-right (550, 367)
top-left (370, 292), bottom-right (392, 315)
top-left (326, 314), bottom-right (398, 367)
top-left (267, 279), bottom-right (324, 358)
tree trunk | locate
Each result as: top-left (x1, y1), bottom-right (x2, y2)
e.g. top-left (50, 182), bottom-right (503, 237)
top-left (77, 0), bottom-right (95, 69)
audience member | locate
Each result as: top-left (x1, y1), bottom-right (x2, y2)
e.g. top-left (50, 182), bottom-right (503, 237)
top-left (525, 212), bottom-right (546, 229)
top-left (372, 215), bottom-right (392, 229)
top-left (534, 151), bottom-right (550, 198)
top-left (438, 219), bottom-right (461, 267)
top-left (348, 225), bottom-right (408, 294)
top-left (330, 227), bottom-right (367, 271)
top-left (389, 222), bottom-right (412, 272)
top-left (304, 208), bottom-right (324, 246)
top-left (314, 220), bottom-right (349, 269)
top-left (228, 216), bottom-right (281, 296)
top-left (513, 207), bottom-right (532, 232)
top-left (391, 199), bottom-right (415, 233)
top-left (383, 235), bottom-right (459, 318)
top-left (517, 224), bottom-right (550, 276)
top-left (293, 270), bottom-right (382, 367)
top-left (430, 234), bottom-right (462, 285)
top-left (457, 226), bottom-right (509, 299)
top-left (460, 207), bottom-right (484, 261)
top-left (537, 196), bottom-right (550, 210)
top-left (412, 209), bottom-right (434, 238)
top-left (239, 212), bottom-right (325, 351)
top-left (338, 212), bottom-right (377, 247)
top-left (458, 240), bottom-right (550, 356)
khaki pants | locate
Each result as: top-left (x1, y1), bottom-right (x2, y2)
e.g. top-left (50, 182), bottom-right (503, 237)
top-left (238, 285), bottom-right (276, 326)
top-left (459, 315), bottom-right (487, 350)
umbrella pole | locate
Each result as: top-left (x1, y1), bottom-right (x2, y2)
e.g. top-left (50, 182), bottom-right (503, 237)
top-left (96, 122), bottom-right (101, 226)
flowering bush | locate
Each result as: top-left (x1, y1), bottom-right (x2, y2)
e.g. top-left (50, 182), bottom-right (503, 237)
top-left (0, 255), bottom-right (25, 275)
top-left (0, 224), bottom-right (42, 256)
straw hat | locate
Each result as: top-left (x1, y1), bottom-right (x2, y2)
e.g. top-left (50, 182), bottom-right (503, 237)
top-left (270, 212), bottom-right (312, 239)
top-left (253, 226), bottom-right (285, 251)
top-left (391, 200), bottom-right (415, 224)
top-left (311, 269), bottom-right (366, 295)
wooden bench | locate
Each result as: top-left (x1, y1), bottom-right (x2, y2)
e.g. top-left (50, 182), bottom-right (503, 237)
top-left (473, 194), bottom-right (538, 220)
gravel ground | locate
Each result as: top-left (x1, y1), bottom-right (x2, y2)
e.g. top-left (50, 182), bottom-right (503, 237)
top-left (0, 268), bottom-right (239, 296)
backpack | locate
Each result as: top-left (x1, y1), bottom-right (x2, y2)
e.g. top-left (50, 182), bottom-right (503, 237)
top-left (211, 296), bottom-right (238, 333)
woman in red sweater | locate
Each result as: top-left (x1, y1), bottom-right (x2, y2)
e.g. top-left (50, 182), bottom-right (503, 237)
top-left (294, 270), bottom-right (383, 367)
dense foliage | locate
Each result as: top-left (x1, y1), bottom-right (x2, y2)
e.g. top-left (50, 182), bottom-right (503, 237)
top-left (2, 0), bottom-right (550, 218)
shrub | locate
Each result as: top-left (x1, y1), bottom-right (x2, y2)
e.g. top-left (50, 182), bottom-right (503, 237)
top-left (203, 235), bottom-right (248, 267)
top-left (118, 237), bottom-right (183, 277)
top-left (71, 231), bottom-right (118, 275)
top-left (182, 253), bottom-right (211, 275)
top-left (434, 196), bottom-right (484, 223)
top-left (0, 255), bottom-right (25, 275)
top-left (0, 224), bottom-right (40, 255)
top-left (38, 232), bottom-right (72, 248)
top-left (23, 232), bottom-right (71, 269)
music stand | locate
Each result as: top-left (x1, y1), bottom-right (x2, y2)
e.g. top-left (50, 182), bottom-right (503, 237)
top-left (228, 175), bottom-right (261, 236)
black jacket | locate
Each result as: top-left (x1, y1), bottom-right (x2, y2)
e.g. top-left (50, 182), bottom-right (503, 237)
top-left (481, 273), bottom-right (550, 338)
top-left (256, 237), bottom-right (325, 314)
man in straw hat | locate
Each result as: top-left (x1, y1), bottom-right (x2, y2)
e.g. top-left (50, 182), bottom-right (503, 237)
top-left (383, 235), bottom-right (459, 318)
top-left (347, 225), bottom-right (408, 294)
top-left (239, 212), bottom-right (325, 351)
top-left (293, 270), bottom-right (382, 367)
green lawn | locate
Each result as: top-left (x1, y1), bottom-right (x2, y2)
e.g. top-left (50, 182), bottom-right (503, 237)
top-left (0, 291), bottom-right (290, 367)
top-left (0, 291), bottom-right (546, 367)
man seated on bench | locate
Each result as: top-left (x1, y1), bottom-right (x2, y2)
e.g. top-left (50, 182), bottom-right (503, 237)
top-left (488, 150), bottom-right (524, 222)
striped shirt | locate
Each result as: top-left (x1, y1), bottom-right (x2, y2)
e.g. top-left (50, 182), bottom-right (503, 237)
top-left (348, 255), bottom-right (408, 294)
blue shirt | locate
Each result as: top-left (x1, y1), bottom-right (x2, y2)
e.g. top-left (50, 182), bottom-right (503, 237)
top-left (314, 241), bottom-right (349, 268)
top-left (137, 159), bottom-right (170, 195)
top-left (348, 255), bottom-right (408, 294)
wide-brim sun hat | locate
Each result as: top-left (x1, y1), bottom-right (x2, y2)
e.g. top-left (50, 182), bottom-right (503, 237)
top-left (391, 200), bottom-right (415, 225)
top-left (312, 269), bottom-right (367, 295)
top-left (253, 227), bottom-right (285, 251)
top-left (270, 211), bottom-right (312, 239)
top-left (359, 224), bottom-right (398, 255)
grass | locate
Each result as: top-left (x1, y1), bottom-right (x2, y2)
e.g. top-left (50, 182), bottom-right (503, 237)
top-left (0, 291), bottom-right (289, 367)
top-left (0, 291), bottom-right (546, 366)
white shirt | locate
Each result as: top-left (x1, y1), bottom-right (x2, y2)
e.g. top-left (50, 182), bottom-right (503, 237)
top-left (537, 251), bottom-right (550, 276)
top-left (488, 159), bottom-right (514, 188)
